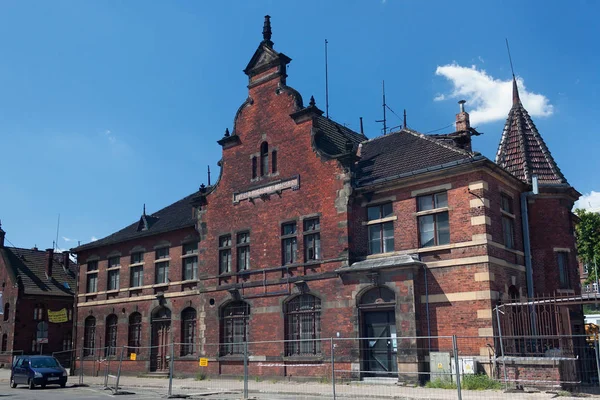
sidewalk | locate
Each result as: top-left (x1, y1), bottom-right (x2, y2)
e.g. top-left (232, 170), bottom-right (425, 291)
top-left (0, 368), bottom-right (595, 400)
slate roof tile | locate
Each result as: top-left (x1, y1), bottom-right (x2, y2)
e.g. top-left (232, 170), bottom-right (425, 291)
top-left (1, 247), bottom-right (76, 297)
top-left (356, 128), bottom-right (474, 187)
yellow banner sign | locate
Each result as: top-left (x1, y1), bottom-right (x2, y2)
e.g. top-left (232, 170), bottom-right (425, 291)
top-left (199, 358), bottom-right (208, 367)
top-left (130, 353), bottom-right (137, 361)
top-left (48, 308), bottom-right (68, 323)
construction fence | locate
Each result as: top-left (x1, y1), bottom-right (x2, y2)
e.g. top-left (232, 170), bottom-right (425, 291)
top-left (63, 333), bottom-right (600, 400)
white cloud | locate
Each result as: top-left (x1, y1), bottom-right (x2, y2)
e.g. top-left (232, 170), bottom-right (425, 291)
top-left (62, 236), bottom-right (74, 242)
top-left (434, 94), bottom-right (446, 102)
top-left (478, 56), bottom-right (485, 64)
top-left (434, 63), bottom-right (554, 125)
top-left (574, 191), bottom-right (600, 212)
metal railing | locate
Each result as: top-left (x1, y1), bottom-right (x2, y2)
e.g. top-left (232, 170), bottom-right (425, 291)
top-left (68, 334), bottom-right (600, 400)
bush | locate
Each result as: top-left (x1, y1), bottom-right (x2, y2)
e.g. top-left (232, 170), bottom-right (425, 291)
top-left (460, 374), bottom-right (502, 390)
top-left (425, 374), bottom-right (501, 391)
top-left (195, 372), bottom-right (206, 381)
top-left (425, 379), bottom-right (457, 389)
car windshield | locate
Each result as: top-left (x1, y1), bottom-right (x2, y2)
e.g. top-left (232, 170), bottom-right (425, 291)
top-left (30, 358), bottom-right (59, 368)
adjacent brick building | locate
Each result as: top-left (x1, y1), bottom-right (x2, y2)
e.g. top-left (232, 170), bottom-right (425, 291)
top-left (0, 224), bottom-right (77, 367)
top-left (72, 16), bottom-right (580, 380)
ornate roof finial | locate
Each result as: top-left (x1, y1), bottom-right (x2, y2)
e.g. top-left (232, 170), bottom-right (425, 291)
top-left (512, 76), bottom-right (521, 106)
top-left (309, 95), bottom-right (316, 107)
top-left (224, 128), bottom-right (230, 137)
top-left (262, 15), bottom-right (273, 46)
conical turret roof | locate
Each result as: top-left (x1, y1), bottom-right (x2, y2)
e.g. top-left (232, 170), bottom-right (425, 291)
top-left (495, 77), bottom-right (567, 185)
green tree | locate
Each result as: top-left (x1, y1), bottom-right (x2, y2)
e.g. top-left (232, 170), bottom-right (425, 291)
top-left (575, 209), bottom-right (600, 284)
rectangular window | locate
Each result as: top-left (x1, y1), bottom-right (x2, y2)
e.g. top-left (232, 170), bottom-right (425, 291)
top-left (183, 256), bottom-right (198, 281)
top-left (155, 261), bottom-right (169, 284)
top-left (281, 222), bottom-right (297, 265)
top-left (155, 247), bottom-right (169, 260)
top-left (417, 192), bottom-right (450, 248)
top-left (86, 273), bottom-right (98, 293)
top-left (107, 269), bottom-right (120, 291)
top-left (87, 260), bottom-right (98, 271)
top-left (130, 252), bottom-right (144, 264)
top-left (557, 252), bottom-right (571, 289)
top-left (130, 265), bottom-right (144, 287)
top-left (501, 194), bottom-right (515, 249)
top-left (304, 218), bottom-right (321, 261)
top-left (219, 235), bottom-right (232, 274)
top-left (108, 256), bottom-right (120, 268)
top-left (183, 242), bottom-right (198, 255)
top-left (367, 203), bottom-right (395, 255)
top-left (237, 232), bottom-right (250, 271)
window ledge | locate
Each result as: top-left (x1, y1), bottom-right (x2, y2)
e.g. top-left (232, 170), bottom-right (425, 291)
top-left (219, 272), bottom-right (235, 278)
top-left (364, 216), bottom-right (397, 226)
top-left (85, 291), bottom-right (99, 296)
top-left (181, 279), bottom-right (198, 284)
top-left (415, 207), bottom-right (450, 217)
top-left (106, 289), bottom-right (119, 294)
top-left (86, 270), bottom-right (98, 275)
top-left (501, 209), bottom-right (516, 219)
top-left (152, 283), bottom-right (169, 288)
top-left (128, 287), bottom-right (144, 291)
top-left (283, 355), bottom-right (324, 362)
top-left (181, 253), bottom-right (198, 259)
top-left (107, 266), bottom-right (121, 271)
top-left (218, 355), bottom-right (245, 361)
top-left (129, 262), bottom-right (144, 268)
top-left (154, 258), bottom-right (171, 263)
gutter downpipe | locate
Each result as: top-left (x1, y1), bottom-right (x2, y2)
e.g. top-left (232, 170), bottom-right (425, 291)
top-left (521, 176), bottom-right (538, 333)
top-left (423, 263), bottom-right (431, 353)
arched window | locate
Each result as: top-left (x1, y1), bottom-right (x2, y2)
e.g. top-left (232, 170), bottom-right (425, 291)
top-left (221, 302), bottom-right (250, 355)
top-left (252, 156), bottom-right (257, 179)
top-left (260, 142), bottom-right (269, 176)
top-left (3, 303), bottom-right (8, 321)
top-left (1, 334), bottom-right (7, 352)
top-left (359, 286), bottom-right (396, 308)
top-left (84, 316), bottom-right (96, 356)
top-left (128, 312), bottom-right (142, 355)
top-left (181, 308), bottom-right (197, 356)
top-left (285, 294), bottom-right (321, 356)
top-left (105, 314), bottom-right (118, 356)
top-left (271, 150), bottom-right (278, 174)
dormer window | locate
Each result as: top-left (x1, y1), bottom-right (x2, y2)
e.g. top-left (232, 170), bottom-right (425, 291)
top-left (260, 142), bottom-right (269, 176)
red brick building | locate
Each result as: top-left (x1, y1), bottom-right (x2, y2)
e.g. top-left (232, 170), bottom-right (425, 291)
top-left (0, 224), bottom-right (76, 367)
top-left (72, 16), bottom-right (580, 379)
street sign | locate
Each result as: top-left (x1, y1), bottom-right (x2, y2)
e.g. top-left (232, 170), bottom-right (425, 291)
top-left (199, 358), bottom-right (208, 367)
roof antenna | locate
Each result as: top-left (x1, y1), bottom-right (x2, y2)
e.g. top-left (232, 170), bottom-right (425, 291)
top-left (207, 165), bottom-right (211, 186)
top-left (403, 109), bottom-right (407, 129)
top-left (324, 39), bottom-right (329, 118)
top-left (505, 38), bottom-right (516, 77)
top-left (375, 80), bottom-right (387, 134)
top-left (143, 203), bottom-right (146, 216)
top-left (506, 38), bottom-right (520, 105)
top-left (359, 117), bottom-right (364, 135)
top-left (54, 213), bottom-right (60, 251)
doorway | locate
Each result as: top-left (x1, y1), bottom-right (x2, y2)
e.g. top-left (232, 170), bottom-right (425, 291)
top-left (150, 307), bottom-right (171, 372)
top-left (359, 286), bottom-right (397, 378)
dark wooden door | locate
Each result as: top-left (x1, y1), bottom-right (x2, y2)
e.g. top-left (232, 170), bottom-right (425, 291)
top-left (150, 321), bottom-right (170, 372)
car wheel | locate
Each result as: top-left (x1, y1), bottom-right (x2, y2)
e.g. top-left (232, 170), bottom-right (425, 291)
top-left (41, 383), bottom-right (46, 389)
top-left (28, 379), bottom-right (35, 390)
top-left (60, 383), bottom-right (66, 388)
top-left (10, 377), bottom-right (17, 388)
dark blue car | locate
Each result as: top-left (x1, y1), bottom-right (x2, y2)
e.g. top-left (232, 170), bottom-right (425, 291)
top-left (10, 355), bottom-right (68, 389)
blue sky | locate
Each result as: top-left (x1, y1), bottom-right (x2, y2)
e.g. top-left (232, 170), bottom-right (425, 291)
top-left (1, 0), bottom-right (599, 250)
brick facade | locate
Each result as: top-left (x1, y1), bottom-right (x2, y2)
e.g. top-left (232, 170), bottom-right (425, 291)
top-left (72, 16), bottom-right (580, 380)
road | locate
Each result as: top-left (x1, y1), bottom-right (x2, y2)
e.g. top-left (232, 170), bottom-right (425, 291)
top-left (1, 385), bottom-right (166, 400)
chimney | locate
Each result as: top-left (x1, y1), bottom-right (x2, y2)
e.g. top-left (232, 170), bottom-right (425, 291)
top-left (62, 251), bottom-right (70, 271)
top-left (45, 248), bottom-right (54, 279)
top-left (455, 100), bottom-right (470, 132)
